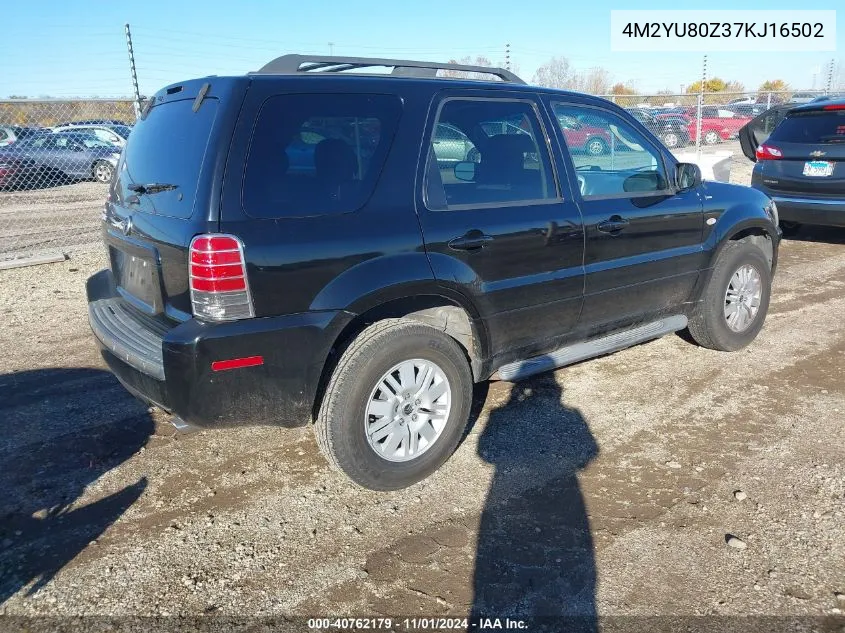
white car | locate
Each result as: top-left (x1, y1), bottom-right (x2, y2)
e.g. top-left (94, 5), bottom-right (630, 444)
top-left (51, 124), bottom-right (131, 148)
top-left (727, 96), bottom-right (756, 105)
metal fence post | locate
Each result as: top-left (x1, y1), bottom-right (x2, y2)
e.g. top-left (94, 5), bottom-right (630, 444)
top-left (696, 55), bottom-right (706, 161)
top-left (125, 24), bottom-right (142, 121)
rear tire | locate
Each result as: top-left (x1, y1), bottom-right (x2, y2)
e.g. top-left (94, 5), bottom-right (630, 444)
top-left (315, 319), bottom-right (473, 491)
top-left (585, 137), bottom-right (607, 156)
top-left (703, 130), bottom-right (720, 145)
top-left (687, 240), bottom-right (772, 351)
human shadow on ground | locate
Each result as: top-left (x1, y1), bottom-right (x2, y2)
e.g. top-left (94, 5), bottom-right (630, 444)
top-left (471, 371), bottom-right (599, 632)
top-left (0, 367), bottom-right (151, 603)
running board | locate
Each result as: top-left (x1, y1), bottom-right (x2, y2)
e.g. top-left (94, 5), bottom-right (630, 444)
top-left (493, 315), bottom-right (688, 382)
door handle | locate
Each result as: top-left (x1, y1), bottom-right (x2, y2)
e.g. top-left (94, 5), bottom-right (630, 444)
top-left (448, 233), bottom-right (494, 251)
top-left (597, 216), bottom-right (629, 234)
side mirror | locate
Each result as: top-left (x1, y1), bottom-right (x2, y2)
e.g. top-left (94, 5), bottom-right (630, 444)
top-left (675, 162), bottom-right (701, 191)
top-left (454, 161), bottom-right (476, 182)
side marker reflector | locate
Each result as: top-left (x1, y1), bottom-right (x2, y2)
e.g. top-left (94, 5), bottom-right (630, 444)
top-left (211, 355), bottom-right (264, 372)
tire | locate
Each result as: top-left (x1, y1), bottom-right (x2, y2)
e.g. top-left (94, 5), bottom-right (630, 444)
top-left (585, 137), bottom-right (608, 156)
top-left (703, 130), bottom-right (720, 145)
top-left (93, 160), bottom-right (114, 183)
top-left (662, 132), bottom-right (680, 148)
top-left (779, 221), bottom-right (801, 237)
top-left (687, 240), bottom-right (772, 352)
top-left (466, 147), bottom-right (480, 163)
top-left (315, 319), bottom-right (473, 490)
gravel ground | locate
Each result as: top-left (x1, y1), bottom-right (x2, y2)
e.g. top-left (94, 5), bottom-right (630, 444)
top-left (1, 147), bottom-right (843, 629)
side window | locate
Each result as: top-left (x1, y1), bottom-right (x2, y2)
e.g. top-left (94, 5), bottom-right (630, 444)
top-left (552, 104), bottom-right (669, 199)
top-left (242, 93), bottom-right (402, 218)
top-left (425, 99), bottom-right (556, 209)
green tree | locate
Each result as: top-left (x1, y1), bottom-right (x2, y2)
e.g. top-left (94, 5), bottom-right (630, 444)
top-left (686, 78), bottom-right (728, 93)
top-left (759, 79), bottom-right (790, 92)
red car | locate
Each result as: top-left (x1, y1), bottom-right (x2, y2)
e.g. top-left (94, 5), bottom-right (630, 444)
top-left (684, 106), bottom-right (752, 145)
top-left (556, 115), bottom-right (613, 155)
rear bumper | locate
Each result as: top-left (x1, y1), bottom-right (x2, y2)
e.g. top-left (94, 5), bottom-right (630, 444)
top-left (770, 195), bottom-right (845, 228)
top-left (87, 269), bottom-right (351, 428)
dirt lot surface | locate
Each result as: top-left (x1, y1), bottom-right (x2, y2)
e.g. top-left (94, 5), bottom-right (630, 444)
top-left (1, 148), bottom-right (844, 628)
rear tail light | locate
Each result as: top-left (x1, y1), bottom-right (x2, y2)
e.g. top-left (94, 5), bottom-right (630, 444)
top-left (756, 144), bottom-right (783, 161)
top-left (189, 234), bottom-right (254, 321)
top-left (822, 104), bottom-right (845, 110)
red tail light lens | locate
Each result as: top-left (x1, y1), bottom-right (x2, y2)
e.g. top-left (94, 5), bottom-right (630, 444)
top-left (822, 104), bottom-right (845, 110)
top-left (756, 144), bottom-right (783, 161)
top-left (189, 234), bottom-right (254, 321)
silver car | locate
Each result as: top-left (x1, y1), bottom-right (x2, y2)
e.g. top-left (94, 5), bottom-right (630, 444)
top-left (51, 124), bottom-right (131, 148)
top-left (0, 132), bottom-right (120, 185)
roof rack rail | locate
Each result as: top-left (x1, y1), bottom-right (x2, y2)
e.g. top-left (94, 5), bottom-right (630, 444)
top-left (252, 54), bottom-right (526, 84)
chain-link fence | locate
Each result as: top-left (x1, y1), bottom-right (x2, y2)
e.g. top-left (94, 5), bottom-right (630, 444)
top-left (0, 99), bottom-right (137, 264)
top-left (0, 89), bottom-right (839, 264)
top-left (600, 90), bottom-right (831, 151)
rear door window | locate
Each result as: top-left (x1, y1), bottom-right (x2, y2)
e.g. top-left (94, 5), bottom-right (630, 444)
top-left (767, 110), bottom-right (845, 144)
top-left (242, 93), bottom-right (402, 218)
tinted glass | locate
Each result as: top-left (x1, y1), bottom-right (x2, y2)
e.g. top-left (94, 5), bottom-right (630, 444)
top-left (243, 93), bottom-right (402, 218)
top-left (121, 97), bottom-right (219, 219)
top-left (768, 110), bottom-right (845, 144)
top-left (553, 104), bottom-right (668, 198)
top-left (426, 99), bottom-right (556, 208)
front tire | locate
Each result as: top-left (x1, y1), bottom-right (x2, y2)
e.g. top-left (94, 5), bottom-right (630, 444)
top-left (315, 319), bottom-right (473, 490)
top-left (687, 240), bottom-right (772, 351)
top-left (703, 130), bottom-right (720, 145)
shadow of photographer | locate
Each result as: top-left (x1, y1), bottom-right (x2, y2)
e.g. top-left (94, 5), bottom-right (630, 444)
top-left (0, 367), bottom-right (151, 603)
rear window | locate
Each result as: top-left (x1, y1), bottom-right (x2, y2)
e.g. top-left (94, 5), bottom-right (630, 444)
top-left (121, 97), bottom-right (219, 219)
top-left (768, 110), bottom-right (845, 144)
top-left (242, 93), bottom-right (402, 218)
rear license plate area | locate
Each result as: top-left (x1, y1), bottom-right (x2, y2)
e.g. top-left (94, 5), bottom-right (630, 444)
top-left (802, 161), bottom-right (834, 177)
top-left (110, 247), bottom-right (160, 312)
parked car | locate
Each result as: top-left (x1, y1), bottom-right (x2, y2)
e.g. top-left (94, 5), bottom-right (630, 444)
top-left (723, 103), bottom-right (768, 118)
top-left (727, 96), bottom-right (757, 105)
top-left (556, 114), bottom-right (613, 155)
top-left (739, 98), bottom-right (845, 234)
top-left (0, 158), bottom-right (27, 189)
top-left (0, 131), bottom-right (120, 185)
top-left (87, 55), bottom-right (779, 490)
top-left (0, 125), bottom-right (47, 147)
top-left (627, 108), bottom-right (690, 148)
top-left (788, 92), bottom-right (819, 104)
top-left (55, 119), bottom-right (131, 127)
top-left (52, 124), bottom-right (132, 148)
top-left (686, 106), bottom-right (752, 144)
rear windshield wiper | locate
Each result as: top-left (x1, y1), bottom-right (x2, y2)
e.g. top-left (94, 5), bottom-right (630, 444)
top-left (128, 182), bottom-right (178, 195)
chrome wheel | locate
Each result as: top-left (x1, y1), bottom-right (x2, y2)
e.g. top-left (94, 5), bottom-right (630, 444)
top-left (704, 131), bottom-right (720, 145)
top-left (365, 358), bottom-right (451, 463)
top-left (663, 132), bottom-right (679, 148)
top-left (94, 161), bottom-right (113, 183)
top-left (724, 264), bottom-right (762, 332)
top-left (586, 139), bottom-right (606, 156)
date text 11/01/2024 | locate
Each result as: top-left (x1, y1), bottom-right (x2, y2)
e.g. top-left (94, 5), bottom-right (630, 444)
top-left (621, 22), bottom-right (825, 39)
top-left (307, 618), bottom-right (528, 630)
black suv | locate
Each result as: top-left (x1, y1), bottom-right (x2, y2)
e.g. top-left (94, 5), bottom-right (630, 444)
top-left (87, 55), bottom-right (780, 490)
top-left (739, 98), bottom-right (845, 234)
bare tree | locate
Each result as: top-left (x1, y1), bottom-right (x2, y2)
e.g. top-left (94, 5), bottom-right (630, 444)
top-left (531, 57), bottom-right (574, 89)
top-left (442, 55), bottom-right (497, 81)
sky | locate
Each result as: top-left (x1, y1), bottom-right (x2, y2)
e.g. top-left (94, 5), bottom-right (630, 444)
top-left (0, 0), bottom-right (842, 99)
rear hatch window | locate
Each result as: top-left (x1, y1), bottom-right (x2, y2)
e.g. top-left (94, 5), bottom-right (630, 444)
top-left (120, 97), bottom-right (219, 218)
top-left (768, 110), bottom-right (845, 145)
top-left (242, 93), bottom-right (402, 218)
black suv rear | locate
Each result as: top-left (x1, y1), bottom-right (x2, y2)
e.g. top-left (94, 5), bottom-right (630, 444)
top-left (88, 55), bottom-right (780, 490)
top-left (740, 99), bottom-right (845, 232)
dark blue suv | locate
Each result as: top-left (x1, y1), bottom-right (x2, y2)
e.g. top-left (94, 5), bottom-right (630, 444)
top-left (740, 98), bottom-right (845, 234)
top-left (87, 55), bottom-right (780, 490)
